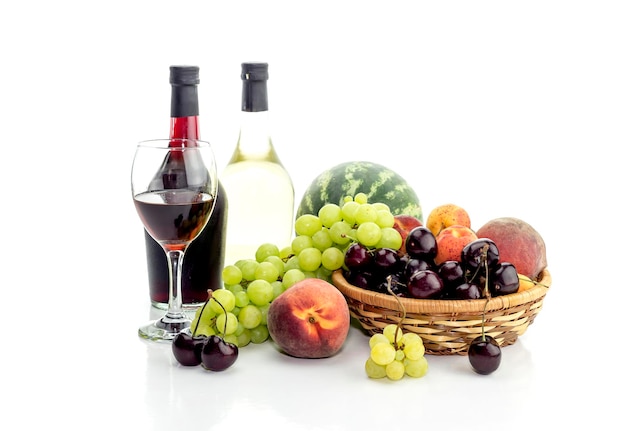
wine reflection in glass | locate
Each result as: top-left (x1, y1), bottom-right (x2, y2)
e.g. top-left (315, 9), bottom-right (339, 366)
top-left (131, 138), bottom-right (218, 341)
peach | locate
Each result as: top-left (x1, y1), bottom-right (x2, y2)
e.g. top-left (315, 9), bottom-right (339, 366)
top-left (392, 214), bottom-right (423, 254)
top-left (475, 217), bottom-right (547, 281)
top-left (434, 224), bottom-right (478, 265)
top-left (267, 278), bottom-right (350, 359)
top-left (426, 203), bottom-right (472, 237)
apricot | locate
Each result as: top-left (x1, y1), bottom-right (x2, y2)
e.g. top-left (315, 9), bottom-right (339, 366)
top-left (434, 225), bottom-right (478, 265)
top-left (267, 278), bottom-right (350, 359)
top-left (426, 203), bottom-right (471, 237)
top-left (475, 217), bottom-right (547, 281)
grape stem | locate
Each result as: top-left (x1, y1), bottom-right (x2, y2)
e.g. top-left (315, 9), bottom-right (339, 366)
top-left (191, 289), bottom-right (214, 337)
top-left (386, 275), bottom-right (406, 350)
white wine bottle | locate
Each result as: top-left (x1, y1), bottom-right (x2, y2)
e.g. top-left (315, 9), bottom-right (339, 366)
top-left (221, 62), bottom-right (294, 264)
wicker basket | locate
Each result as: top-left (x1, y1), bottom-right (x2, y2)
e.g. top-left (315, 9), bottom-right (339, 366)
top-left (332, 269), bottom-right (551, 355)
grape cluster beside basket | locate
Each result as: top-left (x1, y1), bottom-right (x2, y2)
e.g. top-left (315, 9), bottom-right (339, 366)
top-left (332, 269), bottom-right (551, 355)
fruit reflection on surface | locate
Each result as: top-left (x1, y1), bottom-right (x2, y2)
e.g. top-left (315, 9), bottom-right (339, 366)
top-left (171, 291), bottom-right (239, 371)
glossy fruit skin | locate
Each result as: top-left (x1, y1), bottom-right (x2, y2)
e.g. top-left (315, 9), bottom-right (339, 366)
top-left (372, 248), bottom-right (403, 276)
top-left (172, 332), bottom-right (205, 366)
top-left (468, 335), bottom-right (502, 375)
top-left (344, 243), bottom-right (373, 270)
top-left (453, 282), bottom-right (482, 300)
top-left (490, 262), bottom-right (520, 296)
top-left (405, 227), bottom-right (438, 261)
top-left (201, 335), bottom-right (238, 371)
top-left (461, 238), bottom-right (500, 273)
top-left (406, 269), bottom-right (444, 299)
top-left (437, 260), bottom-right (465, 296)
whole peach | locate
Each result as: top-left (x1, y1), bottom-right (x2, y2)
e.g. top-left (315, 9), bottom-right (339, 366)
top-left (267, 278), bottom-right (350, 359)
top-left (392, 214), bottom-right (423, 254)
top-left (434, 225), bottom-right (478, 265)
top-left (475, 217), bottom-right (547, 281)
top-left (426, 203), bottom-right (472, 237)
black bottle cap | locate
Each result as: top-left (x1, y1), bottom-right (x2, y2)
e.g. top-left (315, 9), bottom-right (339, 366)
top-left (241, 62), bottom-right (269, 81)
top-left (170, 66), bottom-right (200, 85)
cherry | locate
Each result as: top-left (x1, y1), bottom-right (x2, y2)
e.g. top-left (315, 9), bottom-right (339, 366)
top-left (172, 332), bottom-right (205, 366)
top-left (490, 262), bottom-right (520, 296)
top-left (406, 269), bottom-right (444, 299)
top-left (468, 335), bottom-right (502, 375)
top-left (453, 281), bottom-right (482, 299)
top-left (201, 335), bottom-right (239, 371)
top-left (405, 227), bottom-right (437, 261)
top-left (461, 238), bottom-right (499, 274)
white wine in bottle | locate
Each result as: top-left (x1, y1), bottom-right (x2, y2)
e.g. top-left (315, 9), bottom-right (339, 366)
top-left (221, 62), bottom-right (295, 264)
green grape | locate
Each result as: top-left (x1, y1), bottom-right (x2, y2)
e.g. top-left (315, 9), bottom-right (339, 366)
top-left (365, 357), bottom-right (387, 379)
top-left (354, 192), bottom-right (368, 204)
top-left (223, 334), bottom-right (239, 346)
top-left (385, 360), bottom-right (405, 380)
top-left (247, 279), bottom-right (274, 306)
top-left (191, 319), bottom-right (216, 337)
top-left (250, 324), bottom-right (270, 344)
top-left (340, 201), bottom-right (360, 225)
top-left (298, 247), bottom-right (323, 272)
top-left (237, 328), bottom-right (252, 347)
top-left (400, 332), bottom-right (423, 347)
top-left (234, 290), bottom-right (250, 308)
top-left (239, 259), bottom-right (260, 281)
top-left (342, 195), bottom-right (354, 204)
top-left (284, 255), bottom-right (300, 272)
top-left (291, 235), bottom-right (314, 255)
top-left (192, 303), bottom-right (217, 329)
top-left (321, 246), bottom-right (345, 271)
top-left (279, 245), bottom-right (294, 260)
top-left (383, 324), bottom-right (402, 344)
top-left (258, 303), bottom-right (270, 325)
top-left (375, 227), bottom-right (403, 250)
top-left (329, 221), bottom-right (353, 245)
top-left (311, 228), bottom-right (333, 251)
top-left (403, 340), bottom-right (425, 361)
top-left (238, 304), bottom-right (263, 329)
top-left (222, 265), bottom-right (243, 285)
top-left (225, 283), bottom-right (244, 294)
top-left (372, 202), bottom-right (391, 212)
top-left (255, 243), bottom-right (280, 262)
top-left (294, 214), bottom-right (323, 237)
top-left (215, 312), bottom-right (238, 335)
top-left (357, 221), bottom-right (382, 247)
top-left (404, 356), bottom-right (428, 378)
top-left (355, 203), bottom-right (378, 225)
top-left (318, 203), bottom-right (343, 227)
top-left (232, 306), bottom-right (240, 316)
top-left (395, 349), bottom-right (405, 361)
top-left (254, 261), bottom-right (280, 283)
top-left (375, 210), bottom-right (395, 229)
top-left (209, 289), bottom-right (236, 314)
top-left (369, 333), bottom-right (390, 349)
top-left (303, 271), bottom-right (318, 278)
top-left (315, 265), bottom-right (333, 281)
top-left (264, 255), bottom-right (285, 277)
top-left (370, 342), bottom-right (396, 366)
top-left (283, 268), bottom-right (306, 288)
top-left (271, 280), bottom-right (284, 299)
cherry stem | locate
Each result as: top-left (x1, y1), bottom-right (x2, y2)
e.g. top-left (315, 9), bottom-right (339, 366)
top-left (480, 245), bottom-right (491, 342)
top-left (213, 296), bottom-right (228, 334)
top-left (386, 275), bottom-right (406, 350)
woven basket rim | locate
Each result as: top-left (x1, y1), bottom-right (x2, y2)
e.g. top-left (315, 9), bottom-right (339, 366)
top-left (332, 268), bottom-right (551, 314)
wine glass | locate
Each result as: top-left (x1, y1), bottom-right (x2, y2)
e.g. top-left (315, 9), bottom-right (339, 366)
top-left (131, 138), bottom-right (218, 341)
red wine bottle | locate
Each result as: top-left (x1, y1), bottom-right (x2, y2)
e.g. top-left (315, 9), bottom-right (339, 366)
top-left (144, 65), bottom-right (228, 309)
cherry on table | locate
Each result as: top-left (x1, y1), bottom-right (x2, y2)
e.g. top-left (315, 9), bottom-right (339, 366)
top-left (172, 332), bottom-right (206, 366)
top-left (201, 335), bottom-right (239, 371)
top-left (468, 335), bottom-right (501, 375)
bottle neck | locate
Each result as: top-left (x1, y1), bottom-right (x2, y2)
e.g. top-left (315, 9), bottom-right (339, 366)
top-left (170, 84), bottom-right (200, 141)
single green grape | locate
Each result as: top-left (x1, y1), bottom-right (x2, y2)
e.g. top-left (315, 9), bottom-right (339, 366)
top-left (357, 221), bottom-right (382, 247)
top-left (215, 311), bottom-right (238, 335)
top-left (340, 201), bottom-right (360, 225)
top-left (223, 334), bottom-right (239, 346)
top-left (209, 289), bottom-right (236, 314)
top-left (383, 324), bottom-right (402, 344)
top-left (222, 265), bottom-right (243, 285)
top-left (255, 243), bottom-right (280, 262)
top-left (355, 203), bottom-right (378, 225)
top-left (404, 356), bottom-right (428, 378)
top-left (375, 227), bottom-right (403, 250)
top-left (237, 328), bottom-right (252, 348)
top-left (283, 256), bottom-right (301, 273)
top-left (375, 210), bottom-right (395, 229)
top-left (254, 261), bottom-right (280, 283)
top-left (246, 279), bottom-right (274, 306)
top-left (258, 303), bottom-right (270, 325)
top-left (385, 360), bottom-right (405, 380)
top-left (370, 342), bottom-right (396, 366)
top-left (282, 268), bottom-right (306, 289)
top-left (369, 333), bottom-right (391, 349)
top-left (234, 290), bottom-right (250, 308)
top-left (371, 202), bottom-right (391, 212)
top-left (291, 235), bottom-right (314, 255)
top-left (294, 214), bottom-right (323, 237)
top-left (249, 324), bottom-right (270, 344)
top-left (318, 203), bottom-right (343, 227)
top-left (403, 340), bottom-right (426, 361)
top-left (329, 221), bottom-right (353, 245)
top-left (311, 228), bottom-right (333, 251)
top-left (279, 245), bottom-right (294, 260)
top-left (238, 304), bottom-right (263, 329)
top-left (271, 280), bottom-right (284, 299)
top-left (354, 192), bottom-right (368, 204)
top-left (239, 259), bottom-right (260, 281)
top-left (365, 357), bottom-right (387, 379)
top-left (321, 246), bottom-right (344, 271)
top-left (264, 255), bottom-right (285, 277)
top-left (225, 283), bottom-right (244, 294)
top-left (401, 332), bottom-right (423, 347)
top-left (298, 247), bottom-right (323, 272)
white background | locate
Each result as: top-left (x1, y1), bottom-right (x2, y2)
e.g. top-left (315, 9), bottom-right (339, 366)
top-left (1, 1), bottom-right (624, 430)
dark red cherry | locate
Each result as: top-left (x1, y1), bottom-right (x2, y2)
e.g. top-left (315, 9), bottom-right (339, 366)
top-left (461, 238), bottom-right (499, 273)
top-left (453, 282), bottom-right (482, 299)
top-left (172, 332), bottom-right (205, 366)
top-left (201, 335), bottom-right (239, 371)
top-left (405, 227), bottom-right (437, 261)
top-left (406, 269), bottom-right (444, 299)
top-left (490, 262), bottom-right (520, 296)
top-left (468, 335), bottom-right (502, 375)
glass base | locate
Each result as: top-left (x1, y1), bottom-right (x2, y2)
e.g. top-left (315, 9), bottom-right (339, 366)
top-left (151, 300), bottom-right (205, 312)
top-left (138, 314), bottom-right (191, 342)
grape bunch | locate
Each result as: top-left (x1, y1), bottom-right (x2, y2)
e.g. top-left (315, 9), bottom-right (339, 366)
top-left (365, 324), bottom-right (428, 380)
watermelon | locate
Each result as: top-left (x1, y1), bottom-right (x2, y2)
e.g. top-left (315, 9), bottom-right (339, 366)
top-left (297, 161), bottom-right (422, 221)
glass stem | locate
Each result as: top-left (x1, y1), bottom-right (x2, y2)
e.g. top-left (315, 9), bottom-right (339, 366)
top-left (165, 249), bottom-right (186, 320)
